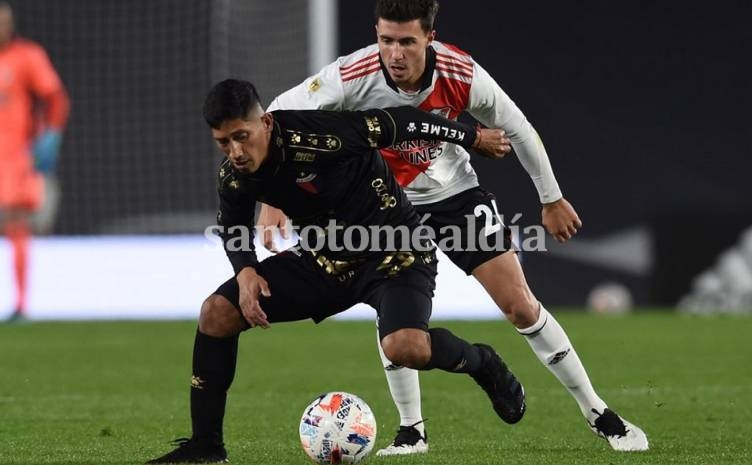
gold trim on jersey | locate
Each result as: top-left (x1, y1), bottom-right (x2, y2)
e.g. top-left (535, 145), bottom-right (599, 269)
top-left (310, 250), bottom-right (365, 277)
top-left (377, 251), bottom-right (416, 277)
top-left (364, 115), bottom-right (382, 148)
top-left (218, 159), bottom-right (232, 183)
top-left (294, 152), bottom-right (317, 162)
top-left (285, 130), bottom-right (342, 152)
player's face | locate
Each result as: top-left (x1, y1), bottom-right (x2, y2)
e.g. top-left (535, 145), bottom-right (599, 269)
top-left (0, 6), bottom-right (14, 47)
top-left (376, 18), bottom-right (434, 92)
top-left (211, 111), bottom-right (273, 174)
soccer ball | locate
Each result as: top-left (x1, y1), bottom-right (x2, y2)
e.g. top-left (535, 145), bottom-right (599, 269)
top-left (299, 392), bottom-right (377, 464)
top-left (587, 281), bottom-right (633, 314)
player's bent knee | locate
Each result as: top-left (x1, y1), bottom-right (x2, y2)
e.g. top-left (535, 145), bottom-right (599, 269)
top-left (198, 294), bottom-right (244, 337)
top-left (502, 289), bottom-right (539, 327)
top-left (380, 329), bottom-right (431, 369)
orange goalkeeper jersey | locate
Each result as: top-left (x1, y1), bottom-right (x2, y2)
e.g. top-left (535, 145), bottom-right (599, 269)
top-left (0, 38), bottom-right (67, 160)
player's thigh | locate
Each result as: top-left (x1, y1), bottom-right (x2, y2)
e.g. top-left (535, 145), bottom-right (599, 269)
top-left (215, 250), bottom-right (349, 326)
top-left (0, 156), bottom-right (43, 212)
top-left (366, 253), bottom-right (437, 340)
top-left (418, 187), bottom-right (513, 275)
top-left (374, 285), bottom-right (432, 341)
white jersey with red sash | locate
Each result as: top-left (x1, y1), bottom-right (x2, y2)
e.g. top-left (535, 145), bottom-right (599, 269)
top-left (269, 41), bottom-right (562, 206)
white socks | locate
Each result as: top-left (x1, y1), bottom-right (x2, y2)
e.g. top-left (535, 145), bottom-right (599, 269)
top-left (517, 304), bottom-right (607, 419)
top-left (377, 328), bottom-right (425, 436)
top-left (376, 306), bottom-right (607, 430)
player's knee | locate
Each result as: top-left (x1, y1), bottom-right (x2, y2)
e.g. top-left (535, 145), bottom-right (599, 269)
top-left (380, 329), bottom-right (431, 369)
top-left (502, 288), bottom-right (539, 328)
top-left (199, 294), bottom-right (243, 337)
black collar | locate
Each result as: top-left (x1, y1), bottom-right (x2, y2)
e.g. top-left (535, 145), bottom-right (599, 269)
top-left (379, 45), bottom-right (436, 94)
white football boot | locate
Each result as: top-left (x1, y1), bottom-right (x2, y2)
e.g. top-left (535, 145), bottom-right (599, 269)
top-left (375, 421), bottom-right (428, 456)
top-left (588, 408), bottom-right (649, 451)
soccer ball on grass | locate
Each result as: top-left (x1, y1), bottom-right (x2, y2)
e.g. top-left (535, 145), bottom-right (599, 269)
top-left (299, 391), bottom-right (377, 464)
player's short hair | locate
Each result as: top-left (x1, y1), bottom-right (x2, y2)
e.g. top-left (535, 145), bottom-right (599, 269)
top-left (375, 0), bottom-right (439, 32)
top-left (203, 79), bottom-right (263, 129)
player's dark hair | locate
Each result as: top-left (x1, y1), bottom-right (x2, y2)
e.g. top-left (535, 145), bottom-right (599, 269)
top-left (374, 0), bottom-right (439, 32)
top-left (203, 79), bottom-right (263, 129)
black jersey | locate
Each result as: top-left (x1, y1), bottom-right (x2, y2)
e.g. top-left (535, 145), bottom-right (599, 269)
top-left (216, 106), bottom-right (477, 274)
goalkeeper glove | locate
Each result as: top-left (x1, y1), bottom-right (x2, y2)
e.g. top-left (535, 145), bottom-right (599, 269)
top-left (32, 130), bottom-right (63, 174)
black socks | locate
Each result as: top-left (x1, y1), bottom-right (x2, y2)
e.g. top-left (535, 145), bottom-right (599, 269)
top-left (190, 329), bottom-right (239, 446)
top-left (423, 327), bottom-right (482, 373)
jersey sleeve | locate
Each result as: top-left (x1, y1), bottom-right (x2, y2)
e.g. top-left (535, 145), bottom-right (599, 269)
top-left (317, 106), bottom-right (477, 154)
top-left (25, 44), bottom-right (63, 97)
top-left (312, 106), bottom-right (477, 153)
top-left (276, 106), bottom-right (477, 161)
top-left (24, 43), bottom-right (69, 129)
top-left (378, 106), bottom-right (477, 148)
top-left (267, 60), bottom-right (345, 112)
top-left (467, 61), bottom-right (563, 204)
top-left (216, 165), bottom-right (259, 274)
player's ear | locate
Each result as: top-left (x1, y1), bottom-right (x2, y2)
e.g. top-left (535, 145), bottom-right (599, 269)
top-left (261, 112), bottom-right (273, 132)
top-left (426, 30), bottom-right (436, 46)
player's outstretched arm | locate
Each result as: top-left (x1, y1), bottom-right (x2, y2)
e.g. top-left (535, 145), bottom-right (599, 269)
top-left (542, 197), bottom-right (582, 243)
top-left (378, 106), bottom-right (509, 157)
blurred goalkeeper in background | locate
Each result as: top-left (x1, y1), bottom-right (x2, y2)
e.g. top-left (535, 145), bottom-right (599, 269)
top-left (263, 0), bottom-right (647, 454)
top-left (0, 1), bottom-right (69, 322)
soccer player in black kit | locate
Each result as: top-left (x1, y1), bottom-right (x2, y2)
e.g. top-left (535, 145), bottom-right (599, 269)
top-left (147, 78), bottom-right (524, 463)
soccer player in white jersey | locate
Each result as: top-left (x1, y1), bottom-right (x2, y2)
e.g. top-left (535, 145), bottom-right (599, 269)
top-left (264, 0), bottom-right (648, 454)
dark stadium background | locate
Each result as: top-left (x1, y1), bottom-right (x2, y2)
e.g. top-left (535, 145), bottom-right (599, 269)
top-left (340, 1), bottom-right (752, 305)
top-left (9, 0), bottom-right (751, 306)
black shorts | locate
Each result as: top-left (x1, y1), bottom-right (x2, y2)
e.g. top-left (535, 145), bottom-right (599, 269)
top-left (416, 187), bottom-right (513, 275)
top-left (213, 246), bottom-right (437, 338)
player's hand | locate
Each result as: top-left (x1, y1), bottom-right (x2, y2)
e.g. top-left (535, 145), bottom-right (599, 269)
top-left (32, 130), bottom-right (63, 174)
top-left (257, 203), bottom-right (289, 253)
top-left (472, 127), bottom-right (512, 159)
top-left (542, 198), bottom-right (582, 243)
top-left (236, 267), bottom-right (271, 329)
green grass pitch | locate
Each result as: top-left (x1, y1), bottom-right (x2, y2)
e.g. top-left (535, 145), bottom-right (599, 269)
top-left (1, 313), bottom-right (751, 464)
